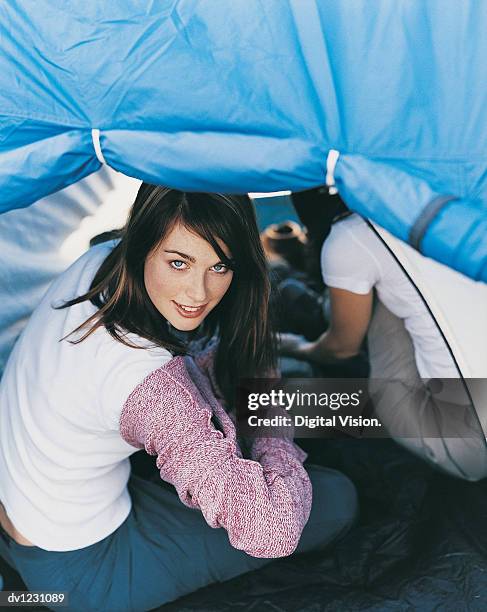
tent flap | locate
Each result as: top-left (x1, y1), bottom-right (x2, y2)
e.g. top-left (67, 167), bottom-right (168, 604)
top-left (0, 0), bottom-right (486, 280)
top-left (336, 155), bottom-right (487, 282)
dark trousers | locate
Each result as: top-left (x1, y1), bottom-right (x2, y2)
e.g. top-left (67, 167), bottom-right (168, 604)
top-left (0, 467), bottom-right (357, 612)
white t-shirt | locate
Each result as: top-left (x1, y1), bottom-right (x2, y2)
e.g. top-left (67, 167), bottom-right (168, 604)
top-left (321, 214), bottom-right (458, 379)
top-left (0, 242), bottom-right (172, 551)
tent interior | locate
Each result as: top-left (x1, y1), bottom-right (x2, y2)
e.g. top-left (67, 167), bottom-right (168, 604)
top-left (1, 168), bottom-right (486, 610)
top-left (1, 2), bottom-right (487, 607)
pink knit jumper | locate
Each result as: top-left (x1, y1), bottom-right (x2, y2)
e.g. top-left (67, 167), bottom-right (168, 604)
top-left (119, 354), bottom-right (312, 558)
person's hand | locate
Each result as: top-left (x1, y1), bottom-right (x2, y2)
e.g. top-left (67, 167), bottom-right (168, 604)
top-left (278, 332), bottom-right (308, 358)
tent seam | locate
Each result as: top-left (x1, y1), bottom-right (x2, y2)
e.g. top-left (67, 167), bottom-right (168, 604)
top-left (0, 109), bottom-right (87, 129)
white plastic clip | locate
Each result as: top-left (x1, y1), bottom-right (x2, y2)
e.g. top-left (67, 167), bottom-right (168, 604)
top-left (91, 128), bottom-right (107, 165)
top-left (326, 149), bottom-right (339, 195)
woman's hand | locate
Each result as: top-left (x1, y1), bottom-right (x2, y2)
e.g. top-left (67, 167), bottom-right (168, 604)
top-left (280, 288), bottom-right (374, 366)
top-left (278, 332), bottom-right (310, 358)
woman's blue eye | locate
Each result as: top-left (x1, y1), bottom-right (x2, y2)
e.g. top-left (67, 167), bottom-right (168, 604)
top-left (170, 260), bottom-right (187, 270)
top-left (211, 263), bottom-right (228, 273)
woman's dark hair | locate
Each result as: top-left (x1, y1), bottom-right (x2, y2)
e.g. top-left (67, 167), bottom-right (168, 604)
top-left (290, 188), bottom-right (351, 289)
top-left (59, 184), bottom-right (276, 402)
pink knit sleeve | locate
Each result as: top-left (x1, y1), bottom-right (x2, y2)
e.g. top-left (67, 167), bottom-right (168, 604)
top-left (119, 357), bottom-right (312, 559)
top-left (248, 434), bottom-right (311, 529)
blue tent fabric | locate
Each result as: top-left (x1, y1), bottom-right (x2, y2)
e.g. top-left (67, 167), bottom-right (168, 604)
top-left (335, 157), bottom-right (487, 281)
top-left (0, 167), bottom-right (115, 375)
top-left (1, 0), bottom-right (486, 280)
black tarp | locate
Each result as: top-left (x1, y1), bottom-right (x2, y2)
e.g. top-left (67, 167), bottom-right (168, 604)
top-left (2, 427), bottom-right (486, 611)
top-left (157, 438), bottom-right (487, 611)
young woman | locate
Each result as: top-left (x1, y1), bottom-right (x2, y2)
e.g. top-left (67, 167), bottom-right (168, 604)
top-left (280, 211), bottom-right (487, 481)
top-left (0, 185), bottom-right (357, 611)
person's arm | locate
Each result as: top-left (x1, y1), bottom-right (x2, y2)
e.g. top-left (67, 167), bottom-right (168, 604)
top-left (119, 356), bottom-right (312, 559)
top-left (280, 287), bottom-right (373, 364)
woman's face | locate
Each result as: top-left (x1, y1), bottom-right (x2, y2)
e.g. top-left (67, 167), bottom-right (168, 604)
top-left (144, 223), bottom-right (234, 331)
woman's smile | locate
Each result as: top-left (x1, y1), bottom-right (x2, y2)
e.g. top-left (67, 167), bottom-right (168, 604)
top-left (172, 300), bottom-right (208, 319)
